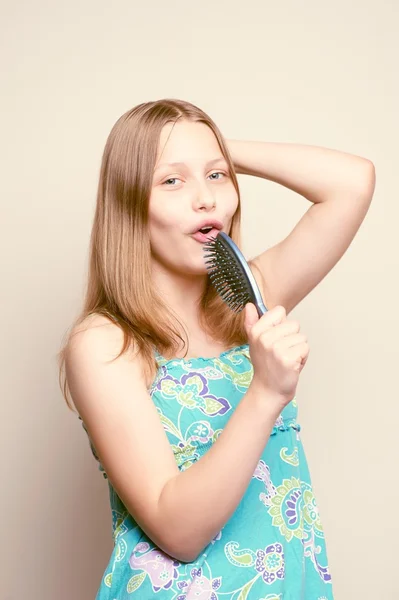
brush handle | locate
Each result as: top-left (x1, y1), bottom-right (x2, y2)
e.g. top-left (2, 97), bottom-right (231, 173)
top-left (247, 269), bottom-right (268, 316)
top-left (255, 300), bottom-right (268, 317)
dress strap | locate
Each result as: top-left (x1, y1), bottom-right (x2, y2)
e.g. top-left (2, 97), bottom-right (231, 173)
top-left (153, 345), bottom-right (166, 364)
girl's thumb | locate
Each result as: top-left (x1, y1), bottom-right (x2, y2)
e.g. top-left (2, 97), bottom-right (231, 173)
top-left (244, 303), bottom-right (259, 334)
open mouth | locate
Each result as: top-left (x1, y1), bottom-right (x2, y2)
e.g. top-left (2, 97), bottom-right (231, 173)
top-left (199, 226), bottom-right (213, 234)
top-left (192, 227), bottom-right (219, 243)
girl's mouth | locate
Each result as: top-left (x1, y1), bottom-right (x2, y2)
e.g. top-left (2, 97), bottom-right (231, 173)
top-left (191, 227), bottom-right (219, 243)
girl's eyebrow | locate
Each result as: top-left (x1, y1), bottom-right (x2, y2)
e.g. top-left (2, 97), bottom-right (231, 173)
top-left (154, 157), bottom-right (227, 172)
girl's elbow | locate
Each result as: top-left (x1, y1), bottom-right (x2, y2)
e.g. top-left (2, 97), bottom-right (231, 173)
top-left (164, 541), bottom-right (202, 564)
top-left (160, 530), bottom-right (205, 564)
top-left (359, 159), bottom-right (376, 198)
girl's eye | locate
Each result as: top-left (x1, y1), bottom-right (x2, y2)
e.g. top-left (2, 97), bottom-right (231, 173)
top-left (162, 177), bottom-right (181, 186)
top-left (209, 171), bottom-right (225, 180)
top-left (162, 172), bottom-right (226, 186)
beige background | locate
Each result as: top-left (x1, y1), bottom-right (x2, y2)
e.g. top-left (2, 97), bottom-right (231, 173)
top-left (2, 1), bottom-right (398, 598)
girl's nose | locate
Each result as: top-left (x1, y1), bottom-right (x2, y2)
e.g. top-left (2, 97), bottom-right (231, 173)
top-left (193, 182), bottom-right (216, 210)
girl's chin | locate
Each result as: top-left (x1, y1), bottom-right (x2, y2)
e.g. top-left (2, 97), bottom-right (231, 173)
top-left (178, 259), bottom-right (208, 276)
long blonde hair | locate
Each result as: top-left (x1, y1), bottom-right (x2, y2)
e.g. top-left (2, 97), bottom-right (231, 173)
top-left (58, 98), bottom-right (248, 409)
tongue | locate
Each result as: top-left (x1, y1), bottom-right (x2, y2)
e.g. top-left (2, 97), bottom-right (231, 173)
top-left (193, 228), bottom-right (217, 242)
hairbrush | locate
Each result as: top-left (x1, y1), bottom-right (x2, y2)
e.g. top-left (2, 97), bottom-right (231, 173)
top-left (203, 231), bottom-right (268, 317)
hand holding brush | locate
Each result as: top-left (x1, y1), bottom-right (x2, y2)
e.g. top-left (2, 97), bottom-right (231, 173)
top-left (204, 232), bottom-right (309, 407)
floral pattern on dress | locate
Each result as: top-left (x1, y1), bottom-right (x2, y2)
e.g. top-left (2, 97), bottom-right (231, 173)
top-left (85, 344), bottom-right (334, 600)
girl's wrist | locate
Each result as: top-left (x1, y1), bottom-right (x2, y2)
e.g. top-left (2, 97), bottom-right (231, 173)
top-left (246, 378), bottom-right (285, 421)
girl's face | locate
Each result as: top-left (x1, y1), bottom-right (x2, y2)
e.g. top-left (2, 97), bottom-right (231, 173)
top-left (149, 120), bottom-right (239, 276)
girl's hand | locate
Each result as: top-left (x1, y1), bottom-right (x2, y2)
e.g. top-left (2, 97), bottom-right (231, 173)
top-left (244, 303), bottom-right (309, 407)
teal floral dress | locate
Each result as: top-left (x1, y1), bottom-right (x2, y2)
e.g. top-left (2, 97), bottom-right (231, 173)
top-left (84, 343), bottom-right (334, 599)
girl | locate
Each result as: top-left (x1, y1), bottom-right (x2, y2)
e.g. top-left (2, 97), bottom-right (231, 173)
top-left (59, 99), bottom-right (375, 599)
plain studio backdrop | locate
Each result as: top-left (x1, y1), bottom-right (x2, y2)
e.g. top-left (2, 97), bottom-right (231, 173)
top-left (1, 1), bottom-right (398, 598)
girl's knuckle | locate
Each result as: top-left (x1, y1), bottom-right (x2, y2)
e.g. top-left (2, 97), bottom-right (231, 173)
top-left (290, 320), bottom-right (300, 333)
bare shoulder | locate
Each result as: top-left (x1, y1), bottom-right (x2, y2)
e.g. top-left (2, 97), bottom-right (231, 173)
top-left (68, 313), bottom-right (151, 370)
top-left (68, 313), bottom-right (127, 354)
top-left (65, 313), bottom-right (147, 413)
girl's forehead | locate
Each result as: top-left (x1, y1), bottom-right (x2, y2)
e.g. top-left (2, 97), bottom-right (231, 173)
top-left (156, 121), bottom-right (221, 164)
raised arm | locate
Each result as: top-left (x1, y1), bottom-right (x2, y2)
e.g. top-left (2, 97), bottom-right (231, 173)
top-left (228, 139), bottom-right (376, 313)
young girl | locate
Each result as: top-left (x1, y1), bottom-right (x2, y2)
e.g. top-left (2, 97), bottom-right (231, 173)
top-left (59, 99), bottom-right (375, 599)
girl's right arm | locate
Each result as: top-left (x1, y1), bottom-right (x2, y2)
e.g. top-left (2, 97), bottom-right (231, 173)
top-left (66, 307), bottom-right (307, 563)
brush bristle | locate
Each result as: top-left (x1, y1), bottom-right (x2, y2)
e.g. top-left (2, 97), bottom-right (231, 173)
top-left (204, 236), bottom-right (251, 312)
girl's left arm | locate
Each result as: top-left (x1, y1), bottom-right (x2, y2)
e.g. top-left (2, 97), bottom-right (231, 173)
top-left (227, 140), bottom-right (376, 313)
